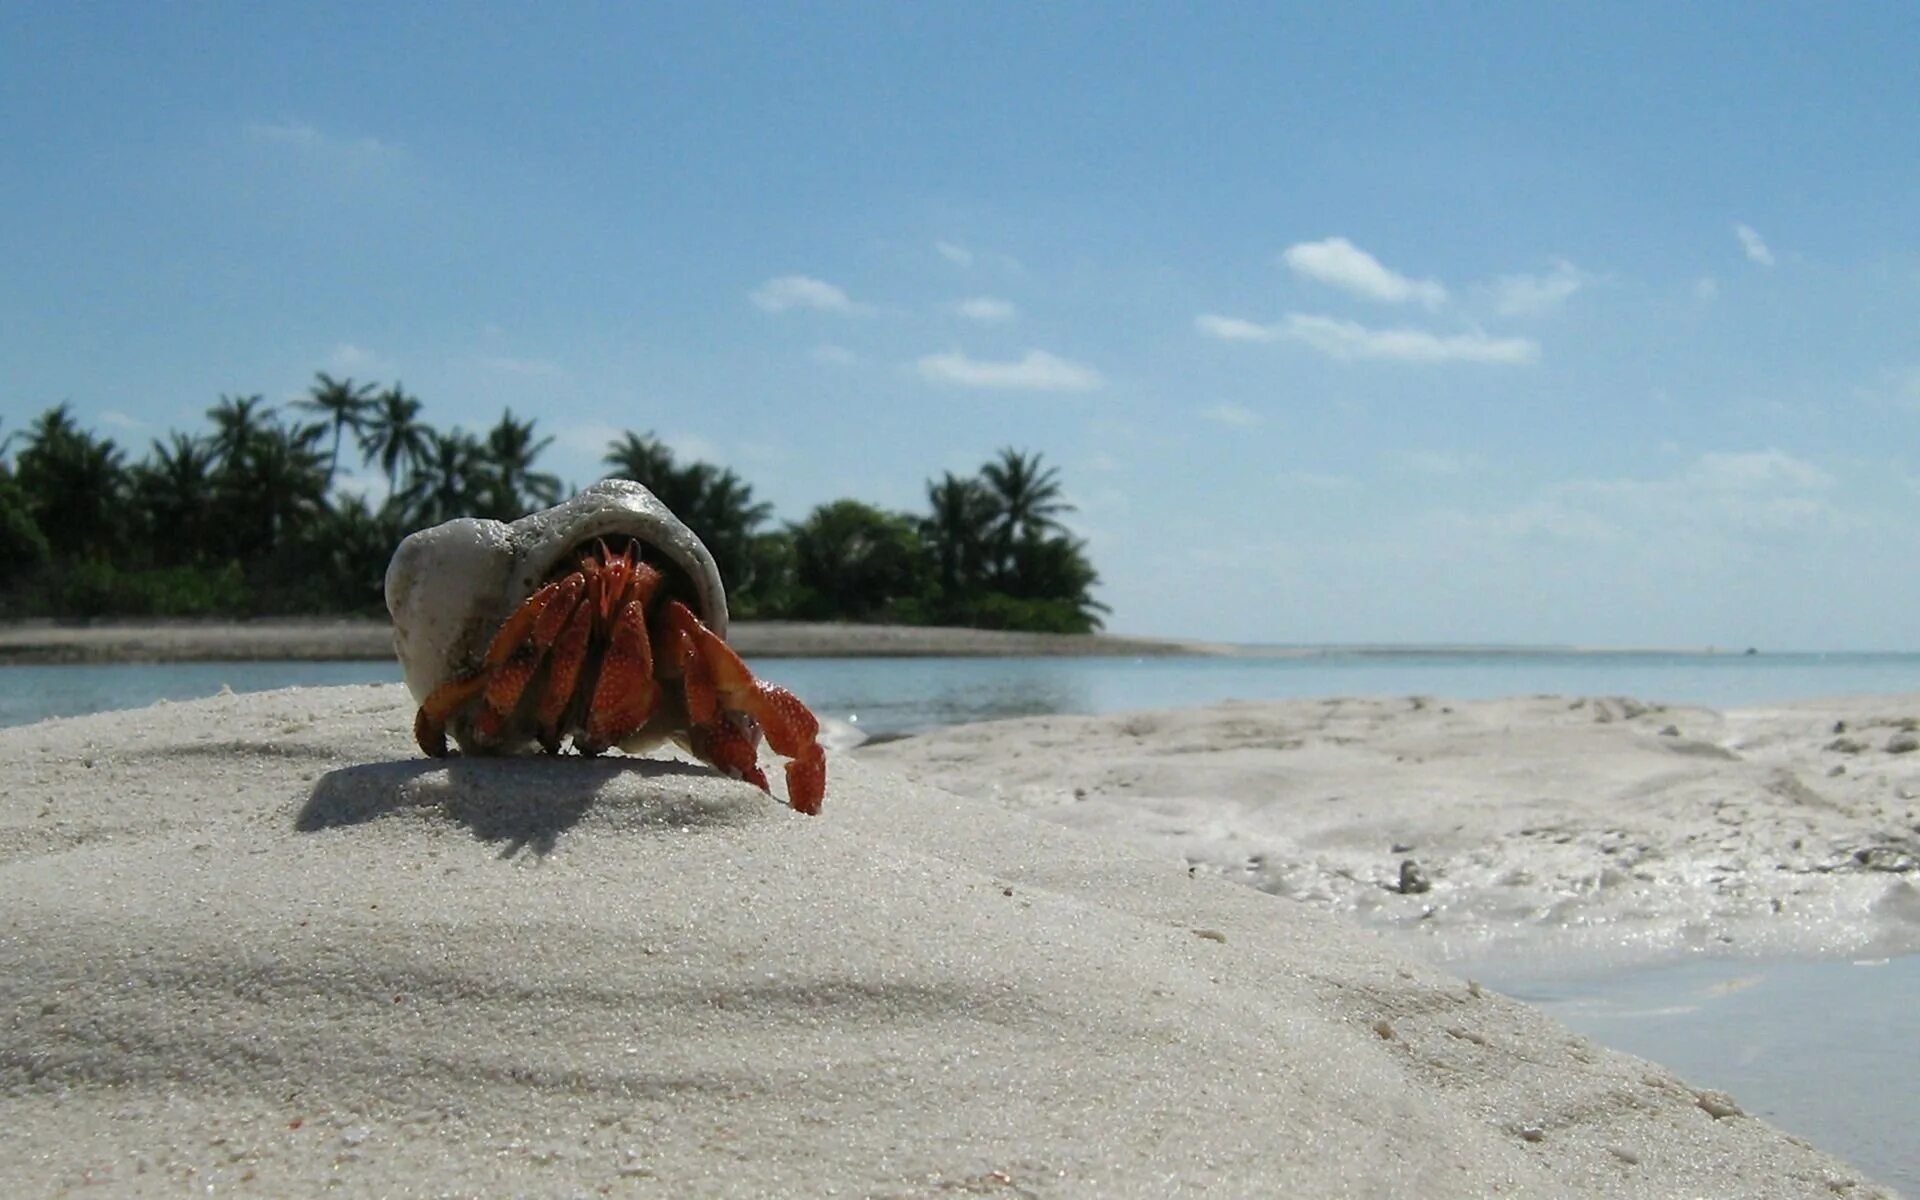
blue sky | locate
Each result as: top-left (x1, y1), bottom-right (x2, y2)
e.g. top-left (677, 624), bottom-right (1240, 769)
top-left (4, 3), bottom-right (1918, 648)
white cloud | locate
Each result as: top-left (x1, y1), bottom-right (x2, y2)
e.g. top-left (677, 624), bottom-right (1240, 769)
top-left (1694, 276), bottom-right (1720, 303)
top-left (1281, 237), bottom-right (1448, 307)
top-left (1735, 223), bottom-right (1776, 267)
top-left (663, 432), bottom-right (725, 465)
top-left (810, 344), bottom-right (856, 366)
top-left (244, 120), bottom-right (401, 163)
top-left (750, 275), bottom-right (863, 313)
top-left (1282, 314), bottom-right (1539, 365)
top-left (553, 421), bottom-right (627, 460)
top-left (1476, 449), bottom-right (1841, 546)
top-left (330, 471), bottom-right (390, 504)
top-left (326, 342), bottom-right (391, 375)
top-left (935, 240), bottom-right (975, 267)
top-left (99, 410), bottom-right (148, 431)
top-left (954, 296), bottom-right (1017, 323)
top-left (1195, 313), bottom-right (1282, 342)
top-left (1684, 449), bottom-right (1832, 492)
top-left (1202, 403), bottom-right (1261, 427)
top-left (915, 349), bottom-right (1103, 392)
top-left (1487, 258), bottom-right (1592, 317)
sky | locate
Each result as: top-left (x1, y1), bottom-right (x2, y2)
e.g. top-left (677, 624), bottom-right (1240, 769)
top-left (3, 3), bottom-right (1918, 649)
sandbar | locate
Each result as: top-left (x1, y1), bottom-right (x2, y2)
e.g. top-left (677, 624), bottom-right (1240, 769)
top-left (0, 684), bottom-right (1896, 1196)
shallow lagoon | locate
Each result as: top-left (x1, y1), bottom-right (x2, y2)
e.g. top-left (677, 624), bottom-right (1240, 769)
top-left (6, 647), bottom-right (1920, 735)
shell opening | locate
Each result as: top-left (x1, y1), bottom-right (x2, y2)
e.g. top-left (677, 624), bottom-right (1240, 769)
top-left (541, 534), bottom-right (705, 620)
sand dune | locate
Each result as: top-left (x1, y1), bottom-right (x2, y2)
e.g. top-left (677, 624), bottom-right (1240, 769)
top-left (0, 684), bottom-right (1894, 1196)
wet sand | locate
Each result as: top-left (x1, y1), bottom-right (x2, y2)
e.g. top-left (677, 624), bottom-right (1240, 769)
top-left (0, 618), bottom-right (1228, 664)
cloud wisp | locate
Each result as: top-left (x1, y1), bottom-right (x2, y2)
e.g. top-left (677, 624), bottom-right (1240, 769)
top-left (1281, 237), bottom-right (1448, 308)
top-left (1199, 312), bottom-right (1538, 365)
top-left (750, 275), bottom-right (866, 314)
top-left (1195, 314), bottom-right (1281, 343)
top-left (1285, 315), bottom-right (1538, 364)
top-left (915, 349), bottom-right (1103, 392)
top-left (1202, 403), bottom-right (1261, 427)
top-left (244, 120), bottom-right (403, 166)
top-left (1487, 258), bottom-right (1593, 317)
top-left (1735, 223), bottom-right (1776, 267)
top-left (953, 296), bottom-right (1017, 323)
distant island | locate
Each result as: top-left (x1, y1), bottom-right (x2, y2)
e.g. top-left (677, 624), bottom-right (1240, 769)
top-left (1, 377), bottom-right (1105, 635)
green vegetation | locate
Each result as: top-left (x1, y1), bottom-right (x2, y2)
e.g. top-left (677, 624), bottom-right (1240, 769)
top-left (0, 377), bottom-right (1107, 632)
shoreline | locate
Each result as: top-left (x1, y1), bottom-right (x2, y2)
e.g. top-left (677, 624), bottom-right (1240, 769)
top-left (864, 694), bottom-right (1920, 974)
top-left (0, 617), bottom-right (1232, 665)
top-left (0, 618), bottom-right (1837, 667)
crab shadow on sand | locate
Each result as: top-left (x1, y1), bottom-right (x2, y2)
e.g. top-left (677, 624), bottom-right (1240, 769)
top-left (296, 755), bottom-right (758, 858)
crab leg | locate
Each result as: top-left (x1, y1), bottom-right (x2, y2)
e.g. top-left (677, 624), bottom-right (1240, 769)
top-left (661, 611), bottom-right (771, 792)
top-left (662, 600), bottom-right (827, 815)
top-left (413, 573), bottom-right (583, 756)
top-left (576, 592), bottom-right (662, 755)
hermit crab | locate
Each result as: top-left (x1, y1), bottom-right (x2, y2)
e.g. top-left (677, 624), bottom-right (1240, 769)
top-left (384, 480), bottom-right (826, 814)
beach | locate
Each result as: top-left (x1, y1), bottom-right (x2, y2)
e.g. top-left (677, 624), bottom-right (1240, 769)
top-left (0, 619), bottom-right (1227, 665)
top-left (0, 682), bottom-right (1905, 1196)
top-left (864, 694), bottom-right (1920, 973)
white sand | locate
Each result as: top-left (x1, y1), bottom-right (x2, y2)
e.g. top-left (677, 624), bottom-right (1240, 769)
top-left (865, 695), bottom-right (1920, 974)
top-left (0, 685), bottom-right (1897, 1197)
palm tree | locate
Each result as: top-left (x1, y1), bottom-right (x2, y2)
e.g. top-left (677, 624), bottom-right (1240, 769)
top-left (482, 408), bottom-right (561, 518)
top-left (788, 500), bottom-right (928, 621)
top-left (980, 447), bottom-right (1073, 547)
top-left (219, 421), bottom-right (330, 554)
top-left (401, 429), bottom-right (488, 527)
top-left (297, 494), bottom-right (403, 611)
top-left (922, 471), bottom-right (998, 602)
top-left (359, 383), bottom-right (434, 495)
top-left (602, 431), bottom-right (682, 505)
top-left (602, 432), bottom-right (773, 593)
top-left (13, 404), bottom-right (127, 563)
top-left (206, 394), bottom-right (273, 468)
top-left (1003, 534), bottom-right (1108, 626)
top-left (130, 432), bottom-right (219, 565)
top-left (295, 372), bottom-right (378, 483)
top-left (0, 470), bottom-right (49, 584)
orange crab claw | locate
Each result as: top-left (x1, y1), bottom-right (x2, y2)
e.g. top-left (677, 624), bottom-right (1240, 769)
top-left (662, 600), bottom-right (827, 815)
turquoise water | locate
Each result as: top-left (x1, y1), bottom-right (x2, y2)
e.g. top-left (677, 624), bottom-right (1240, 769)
top-left (7, 649), bottom-right (1913, 733)
top-left (0, 660), bottom-right (404, 730)
top-left (3, 645), bottom-right (1920, 729)
top-left (1500, 954), bottom-right (1920, 1194)
top-left (766, 650), bottom-right (1920, 738)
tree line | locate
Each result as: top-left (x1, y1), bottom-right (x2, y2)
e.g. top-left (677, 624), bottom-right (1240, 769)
top-left (0, 373), bottom-right (1107, 632)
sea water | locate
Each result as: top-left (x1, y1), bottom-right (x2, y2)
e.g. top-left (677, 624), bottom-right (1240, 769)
top-left (1492, 954), bottom-right (1920, 1193)
top-left (2, 649), bottom-right (1915, 1187)
top-left (5, 648), bottom-right (1917, 734)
